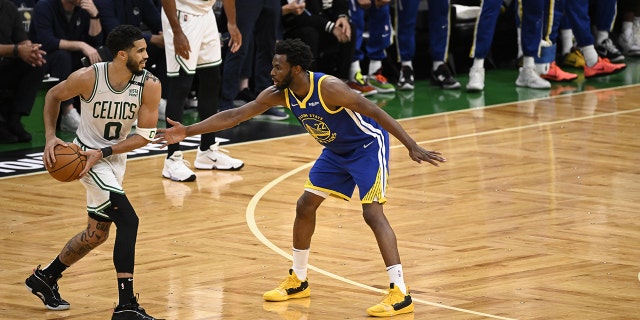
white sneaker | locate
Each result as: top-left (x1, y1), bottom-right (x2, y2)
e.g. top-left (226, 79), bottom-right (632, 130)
top-left (194, 142), bottom-right (244, 170)
top-left (60, 108), bottom-right (81, 132)
top-left (163, 151), bottom-right (196, 182)
top-left (515, 67), bottom-right (550, 89)
top-left (158, 98), bottom-right (167, 120)
top-left (618, 32), bottom-right (640, 57)
top-left (466, 66), bottom-right (485, 91)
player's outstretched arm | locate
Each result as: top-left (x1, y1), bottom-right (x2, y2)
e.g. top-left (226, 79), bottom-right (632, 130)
top-left (320, 76), bottom-right (446, 166)
top-left (156, 91), bottom-right (281, 146)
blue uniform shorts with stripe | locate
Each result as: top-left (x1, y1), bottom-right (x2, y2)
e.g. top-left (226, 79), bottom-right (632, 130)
top-left (304, 138), bottom-right (390, 204)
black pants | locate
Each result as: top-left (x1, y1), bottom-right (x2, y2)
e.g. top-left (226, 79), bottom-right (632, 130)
top-left (0, 57), bottom-right (44, 119)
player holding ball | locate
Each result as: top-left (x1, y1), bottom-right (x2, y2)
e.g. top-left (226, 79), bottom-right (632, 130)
top-left (28, 25), bottom-right (162, 319)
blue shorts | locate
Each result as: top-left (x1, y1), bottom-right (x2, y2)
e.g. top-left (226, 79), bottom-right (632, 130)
top-left (304, 136), bottom-right (390, 204)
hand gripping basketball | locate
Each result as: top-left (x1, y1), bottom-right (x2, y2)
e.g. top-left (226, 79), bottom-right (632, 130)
top-left (46, 143), bottom-right (87, 182)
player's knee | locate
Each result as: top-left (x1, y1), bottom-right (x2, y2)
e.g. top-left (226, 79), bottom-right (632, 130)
top-left (362, 205), bottom-right (387, 228)
top-left (89, 230), bottom-right (109, 248)
top-left (107, 193), bottom-right (139, 232)
top-left (296, 195), bottom-right (320, 219)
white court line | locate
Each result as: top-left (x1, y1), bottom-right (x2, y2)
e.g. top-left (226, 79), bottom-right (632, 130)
top-left (245, 106), bottom-right (640, 319)
top-left (245, 163), bottom-right (516, 319)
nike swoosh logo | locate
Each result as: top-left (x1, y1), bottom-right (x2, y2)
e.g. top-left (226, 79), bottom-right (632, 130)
top-left (363, 141), bottom-right (374, 148)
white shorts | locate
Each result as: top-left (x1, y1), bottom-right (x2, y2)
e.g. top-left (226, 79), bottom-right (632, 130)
top-left (162, 8), bottom-right (222, 76)
top-left (76, 140), bottom-right (126, 220)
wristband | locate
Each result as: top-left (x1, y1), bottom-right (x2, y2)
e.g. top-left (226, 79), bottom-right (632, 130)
top-left (13, 44), bottom-right (18, 57)
top-left (100, 146), bottom-right (113, 157)
top-left (90, 13), bottom-right (100, 19)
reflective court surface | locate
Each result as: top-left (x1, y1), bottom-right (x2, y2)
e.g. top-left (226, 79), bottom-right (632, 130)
top-left (1, 76), bottom-right (640, 319)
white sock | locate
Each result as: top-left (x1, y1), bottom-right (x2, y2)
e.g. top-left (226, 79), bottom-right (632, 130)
top-left (535, 62), bottom-right (550, 75)
top-left (581, 45), bottom-right (599, 67)
top-left (522, 56), bottom-right (535, 68)
top-left (349, 61), bottom-right (361, 80)
top-left (369, 60), bottom-right (382, 75)
top-left (432, 61), bottom-right (444, 71)
top-left (560, 29), bottom-right (574, 55)
top-left (386, 264), bottom-right (407, 295)
top-left (472, 58), bottom-right (484, 69)
top-left (291, 248), bottom-right (310, 280)
top-left (621, 21), bottom-right (633, 36)
top-left (401, 60), bottom-right (413, 68)
top-left (596, 31), bottom-right (608, 45)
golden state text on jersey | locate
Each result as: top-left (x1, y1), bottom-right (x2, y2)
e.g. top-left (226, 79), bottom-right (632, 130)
top-left (284, 72), bottom-right (387, 155)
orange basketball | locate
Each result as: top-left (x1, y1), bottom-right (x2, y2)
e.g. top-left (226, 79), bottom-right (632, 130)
top-left (46, 143), bottom-right (87, 182)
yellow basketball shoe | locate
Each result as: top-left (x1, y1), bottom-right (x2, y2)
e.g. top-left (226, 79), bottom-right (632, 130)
top-left (263, 269), bottom-right (310, 302)
top-left (366, 284), bottom-right (414, 317)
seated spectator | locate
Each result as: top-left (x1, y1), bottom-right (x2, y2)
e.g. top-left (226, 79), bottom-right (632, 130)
top-left (281, 0), bottom-right (354, 82)
top-left (0, 0), bottom-right (46, 143)
top-left (219, 0), bottom-right (287, 120)
top-left (29, 0), bottom-right (104, 133)
top-left (94, 0), bottom-right (168, 118)
top-left (349, 0), bottom-right (395, 95)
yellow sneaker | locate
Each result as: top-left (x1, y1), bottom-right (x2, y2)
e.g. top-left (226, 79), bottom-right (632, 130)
top-left (562, 47), bottom-right (586, 68)
top-left (366, 284), bottom-right (414, 317)
top-left (263, 269), bottom-right (310, 302)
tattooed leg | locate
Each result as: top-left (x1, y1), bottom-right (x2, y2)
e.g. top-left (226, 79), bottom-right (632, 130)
top-left (58, 217), bottom-right (111, 266)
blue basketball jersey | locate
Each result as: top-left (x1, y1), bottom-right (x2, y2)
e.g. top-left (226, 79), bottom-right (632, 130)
top-left (284, 72), bottom-right (387, 155)
top-left (284, 72), bottom-right (390, 203)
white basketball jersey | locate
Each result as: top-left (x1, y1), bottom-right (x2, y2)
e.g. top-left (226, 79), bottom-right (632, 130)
top-left (77, 62), bottom-right (147, 150)
top-left (175, 0), bottom-right (216, 16)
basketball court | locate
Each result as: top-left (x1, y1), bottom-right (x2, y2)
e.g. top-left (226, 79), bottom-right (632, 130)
top-left (1, 78), bottom-right (639, 319)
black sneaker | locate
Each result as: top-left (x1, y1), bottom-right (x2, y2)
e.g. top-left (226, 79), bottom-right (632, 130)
top-left (112, 295), bottom-right (162, 320)
top-left (431, 64), bottom-right (461, 89)
top-left (396, 66), bottom-right (415, 91)
top-left (25, 265), bottom-right (70, 310)
top-left (595, 38), bottom-right (625, 63)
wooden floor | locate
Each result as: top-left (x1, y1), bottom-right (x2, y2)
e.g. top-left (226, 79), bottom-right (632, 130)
top-left (1, 85), bottom-right (640, 320)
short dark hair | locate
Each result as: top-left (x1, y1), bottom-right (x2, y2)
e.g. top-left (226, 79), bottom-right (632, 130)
top-left (275, 39), bottom-right (313, 71)
top-left (106, 25), bottom-right (144, 58)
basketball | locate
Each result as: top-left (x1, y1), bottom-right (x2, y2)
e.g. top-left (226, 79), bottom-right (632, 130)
top-left (46, 143), bottom-right (87, 182)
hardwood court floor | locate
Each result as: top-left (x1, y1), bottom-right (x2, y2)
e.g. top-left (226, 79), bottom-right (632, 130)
top-left (1, 85), bottom-right (640, 319)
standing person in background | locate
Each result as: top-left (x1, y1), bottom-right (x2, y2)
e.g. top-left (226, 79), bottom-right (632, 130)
top-left (26, 25), bottom-right (162, 320)
top-left (160, 0), bottom-right (244, 183)
top-left (29, 0), bottom-right (104, 132)
top-left (617, 0), bottom-right (640, 57)
top-left (0, 0), bottom-right (46, 143)
top-left (557, 0), bottom-right (626, 78)
top-left (427, 0), bottom-right (460, 89)
top-left (348, 0), bottom-right (395, 96)
top-left (218, 0), bottom-right (288, 120)
top-left (393, 0), bottom-right (419, 91)
top-left (94, 0), bottom-right (169, 118)
top-left (515, 0), bottom-right (551, 89)
top-left (156, 38), bottom-right (447, 318)
top-left (465, 0), bottom-right (502, 91)
top-left (590, 0), bottom-right (623, 63)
